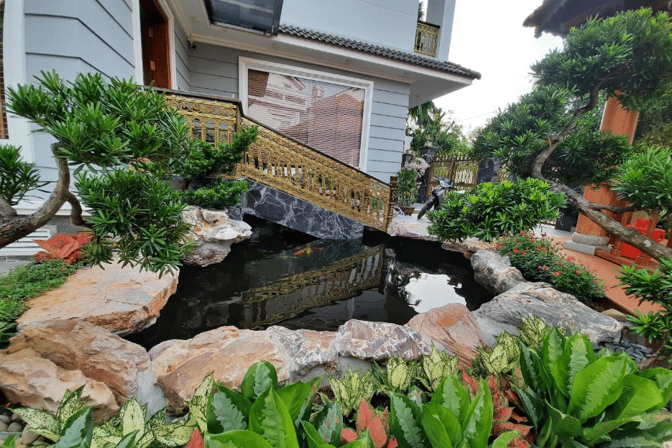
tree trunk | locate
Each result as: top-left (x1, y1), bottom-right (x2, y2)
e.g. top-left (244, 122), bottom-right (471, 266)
top-left (0, 145), bottom-right (84, 248)
top-left (552, 181), bottom-right (672, 261)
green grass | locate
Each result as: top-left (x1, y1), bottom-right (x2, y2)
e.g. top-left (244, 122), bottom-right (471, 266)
top-left (0, 260), bottom-right (79, 345)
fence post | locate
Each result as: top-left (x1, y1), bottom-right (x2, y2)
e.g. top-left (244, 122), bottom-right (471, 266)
top-left (386, 176), bottom-right (398, 229)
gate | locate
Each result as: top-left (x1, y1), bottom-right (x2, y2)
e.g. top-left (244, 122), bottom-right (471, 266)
top-left (425, 155), bottom-right (479, 200)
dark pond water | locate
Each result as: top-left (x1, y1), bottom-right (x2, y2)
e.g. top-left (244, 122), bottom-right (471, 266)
top-left (127, 216), bottom-right (491, 350)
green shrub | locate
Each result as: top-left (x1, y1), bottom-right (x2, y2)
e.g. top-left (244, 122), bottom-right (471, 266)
top-left (427, 179), bottom-right (565, 243)
top-left (618, 257), bottom-right (672, 348)
top-left (516, 327), bottom-right (672, 448)
top-left (181, 179), bottom-right (248, 210)
top-left (496, 232), bottom-right (605, 303)
top-left (395, 168), bottom-right (419, 207)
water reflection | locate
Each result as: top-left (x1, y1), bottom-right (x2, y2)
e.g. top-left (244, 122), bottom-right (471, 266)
top-left (127, 219), bottom-right (491, 349)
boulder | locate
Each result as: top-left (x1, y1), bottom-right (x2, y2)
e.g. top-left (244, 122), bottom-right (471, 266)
top-left (333, 319), bottom-right (432, 362)
top-left (473, 282), bottom-right (623, 344)
top-left (0, 347), bottom-right (118, 421)
top-left (9, 320), bottom-right (163, 412)
top-left (406, 304), bottom-right (486, 368)
top-left (441, 238), bottom-right (497, 257)
top-left (152, 326), bottom-right (289, 413)
top-left (151, 320), bottom-right (433, 414)
top-left (470, 250), bottom-right (525, 295)
top-left (17, 261), bottom-right (178, 336)
top-left (181, 206), bottom-right (252, 267)
top-left (386, 215), bottom-right (438, 242)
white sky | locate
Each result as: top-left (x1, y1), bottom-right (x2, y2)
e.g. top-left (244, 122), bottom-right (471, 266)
top-left (433, 0), bottom-right (564, 134)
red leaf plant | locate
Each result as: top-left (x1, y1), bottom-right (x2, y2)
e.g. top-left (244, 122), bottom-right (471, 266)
top-left (462, 371), bottom-right (534, 448)
top-left (341, 399), bottom-right (398, 448)
top-left (184, 429), bottom-right (204, 448)
top-left (34, 232), bottom-right (93, 265)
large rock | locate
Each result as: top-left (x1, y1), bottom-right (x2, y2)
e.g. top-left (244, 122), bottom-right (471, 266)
top-left (474, 282), bottom-right (623, 344)
top-left (0, 347), bottom-right (118, 421)
top-left (386, 215), bottom-right (438, 241)
top-left (0, 320), bottom-right (164, 418)
top-left (151, 320), bottom-right (433, 413)
top-left (470, 250), bottom-right (525, 295)
top-left (17, 261), bottom-right (178, 336)
top-left (182, 206), bottom-right (252, 267)
top-left (333, 319), bottom-right (432, 362)
top-left (406, 304), bottom-right (486, 368)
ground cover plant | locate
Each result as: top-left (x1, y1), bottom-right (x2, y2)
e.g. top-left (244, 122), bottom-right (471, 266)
top-left (0, 259), bottom-right (79, 346)
top-left (496, 232), bottom-right (605, 303)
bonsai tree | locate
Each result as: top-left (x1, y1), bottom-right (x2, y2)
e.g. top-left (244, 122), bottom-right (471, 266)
top-left (0, 71), bottom-right (254, 275)
top-left (470, 9), bottom-right (672, 261)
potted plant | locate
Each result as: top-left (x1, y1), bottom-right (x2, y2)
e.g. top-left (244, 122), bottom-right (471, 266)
top-left (396, 168), bottom-right (419, 215)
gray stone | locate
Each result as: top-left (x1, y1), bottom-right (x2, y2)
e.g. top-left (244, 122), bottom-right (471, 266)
top-left (0, 415), bottom-right (9, 424)
top-left (563, 240), bottom-right (610, 256)
top-left (20, 428), bottom-right (39, 446)
top-left (386, 215), bottom-right (438, 241)
top-left (229, 180), bottom-right (364, 240)
top-left (181, 206), bottom-right (252, 267)
top-left (474, 315), bottom-right (520, 347)
top-left (473, 282), bottom-right (623, 344)
top-left (572, 232), bottom-right (610, 246)
top-left (333, 319), bottom-right (432, 362)
top-left (7, 423), bottom-right (22, 433)
top-left (470, 250), bottom-right (526, 295)
top-left (267, 326), bottom-right (338, 378)
top-left (0, 421), bottom-right (8, 432)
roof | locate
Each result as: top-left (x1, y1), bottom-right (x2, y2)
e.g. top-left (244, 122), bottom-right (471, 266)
top-left (524, 0), bottom-right (672, 38)
top-left (279, 25), bottom-right (481, 80)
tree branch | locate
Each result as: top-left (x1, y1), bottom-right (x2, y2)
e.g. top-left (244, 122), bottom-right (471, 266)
top-left (0, 198), bottom-right (17, 222)
top-left (65, 191), bottom-right (89, 227)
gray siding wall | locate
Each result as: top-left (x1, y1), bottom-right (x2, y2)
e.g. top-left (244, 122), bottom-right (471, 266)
top-left (24, 0), bottom-right (135, 176)
top-left (175, 42), bottom-right (409, 182)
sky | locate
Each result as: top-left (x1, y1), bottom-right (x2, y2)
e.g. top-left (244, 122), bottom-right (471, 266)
top-left (433, 0), bottom-right (564, 134)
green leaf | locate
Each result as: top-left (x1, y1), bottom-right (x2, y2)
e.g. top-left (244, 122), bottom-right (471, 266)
top-left (54, 408), bottom-right (93, 448)
top-left (248, 388), bottom-right (299, 448)
top-left (552, 332), bottom-right (593, 398)
top-left (460, 379), bottom-right (493, 448)
top-left (311, 401), bottom-right (343, 447)
top-left (341, 431), bottom-right (374, 448)
top-left (241, 361), bottom-right (278, 402)
top-left (431, 376), bottom-right (469, 423)
top-left (639, 368), bottom-right (672, 409)
top-left (207, 384), bottom-right (251, 434)
top-left (12, 407), bottom-right (60, 442)
top-left (489, 430), bottom-right (519, 448)
top-left (608, 374), bottom-right (663, 421)
top-left (189, 373), bottom-right (215, 432)
top-left (301, 421), bottom-right (330, 448)
top-left (0, 435), bottom-right (16, 448)
top-left (515, 387), bottom-right (546, 431)
top-left (114, 431), bottom-right (138, 448)
top-left (389, 394), bottom-right (427, 448)
top-left (149, 416), bottom-right (196, 447)
top-left (205, 430), bottom-right (275, 448)
top-left (546, 402), bottom-right (582, 439)
top-left (56, 387), bottom-right (87, 429)
top-left (567, 356), bottom-right (628, 423)
top-left (277, 377), bottom-right (320, 428)
top-left (120, 398), bottom-right (146, 437)
top-left (518, 343), bottom-right (544, 393)
top-left (421, 403), bottom-right (459, 448)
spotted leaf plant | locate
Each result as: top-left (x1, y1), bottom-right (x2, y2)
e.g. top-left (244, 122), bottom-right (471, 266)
top-left (372, 356), bottom-right (417, 396)
top-left (474, 332), bottom-right (521, 378)
top-left (417, 343), bottom-right (459, 393)
top-left (329, 366), bottom-right (376, 417)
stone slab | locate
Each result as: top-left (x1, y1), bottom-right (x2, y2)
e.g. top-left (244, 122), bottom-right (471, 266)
top-left (17, 260), bottom-right (178, 335)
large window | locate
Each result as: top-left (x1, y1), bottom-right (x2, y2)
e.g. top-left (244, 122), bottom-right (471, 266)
top-left (240, 58), bottom-right (373, 169)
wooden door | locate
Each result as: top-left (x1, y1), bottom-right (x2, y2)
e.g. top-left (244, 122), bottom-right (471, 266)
top-left (140, 0), bottom-right (171, 89)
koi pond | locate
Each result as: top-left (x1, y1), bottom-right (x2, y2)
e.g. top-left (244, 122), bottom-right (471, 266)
top-left (128, 216), bottom-right (491, 349)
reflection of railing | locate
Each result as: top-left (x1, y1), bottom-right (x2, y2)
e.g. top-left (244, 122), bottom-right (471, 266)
top-left (426, 155), bottom-right (479, 200)
top-left (239, 245), bottom-right (385, 329)
top-left (415, 21), bottom-right (440, 57)
top-left (165, 91), bottom-right (395, 232)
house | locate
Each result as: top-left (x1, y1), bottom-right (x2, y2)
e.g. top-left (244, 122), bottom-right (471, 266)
top-left (0, 0), bottom-right (480, 250)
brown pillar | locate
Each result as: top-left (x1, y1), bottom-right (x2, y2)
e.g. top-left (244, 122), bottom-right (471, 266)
top-left (566, 97), bottom-right (639, 254)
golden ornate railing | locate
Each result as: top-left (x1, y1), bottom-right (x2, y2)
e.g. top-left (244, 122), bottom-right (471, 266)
top-left (239, 245), bottom-right (385, 329)
top-left (415, 21), bottom-right (440, 57)
top-left (165, 90), bottom-right (396, 232)
top-left (425, 154), bottom-right (479, 200)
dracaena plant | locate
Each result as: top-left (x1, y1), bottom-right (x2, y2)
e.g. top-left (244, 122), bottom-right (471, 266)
top-left (516, 327), bottom-right (672, 447)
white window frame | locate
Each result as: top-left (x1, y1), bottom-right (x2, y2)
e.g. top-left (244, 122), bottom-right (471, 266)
top-left (239, 57), bottom-right (374, 171)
